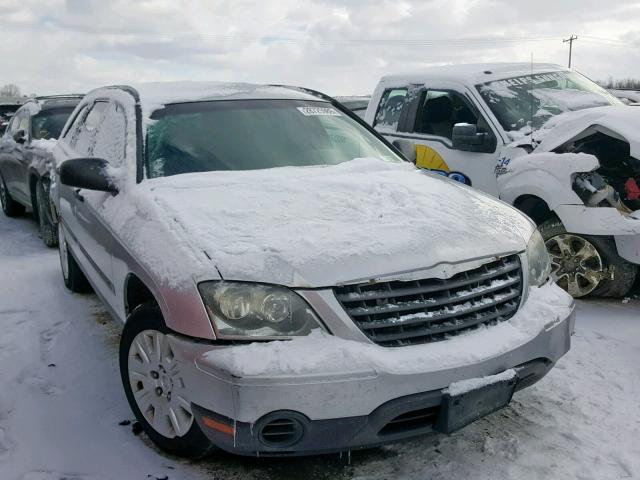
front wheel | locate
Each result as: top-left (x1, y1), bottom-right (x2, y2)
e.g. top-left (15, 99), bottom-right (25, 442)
top-left (119, 303), bottom-right (215, 459)
top-left (539, 218), bottom-right (638, 298)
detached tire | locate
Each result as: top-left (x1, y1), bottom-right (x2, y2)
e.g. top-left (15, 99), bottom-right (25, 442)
top-left (539, 217), bottom-right (637, 298)
top-left (119, 303), bottom-right (215, 459)
top-left (0, 172), bottom-right (26, 217)
top-left (58, 224), bottom-right (92, 293)
top-left (36, 179), bottom-right (58, 248)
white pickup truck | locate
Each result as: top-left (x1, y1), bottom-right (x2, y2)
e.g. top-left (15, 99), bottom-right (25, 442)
top-left (365, 63), bottom-right (640, 298)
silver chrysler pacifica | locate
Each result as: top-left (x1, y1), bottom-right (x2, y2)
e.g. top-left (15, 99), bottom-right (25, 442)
top-left (51, 82), bottom-right (575, 458)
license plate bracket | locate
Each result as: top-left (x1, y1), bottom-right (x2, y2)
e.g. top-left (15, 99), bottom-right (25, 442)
top-left (434, 373), bottom-right (518, 434)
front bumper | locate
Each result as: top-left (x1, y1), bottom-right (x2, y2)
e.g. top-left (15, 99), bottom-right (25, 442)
top-left (554, 204), bottom-right (640, 263)
top-left (169, 282), bottom-right (575, 456)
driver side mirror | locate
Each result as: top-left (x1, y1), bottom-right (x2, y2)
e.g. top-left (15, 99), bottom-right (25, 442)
top-left (59, 158), bottom-right (119, 194)
top-left (13, 129), bottom-right (26, 144)
top-left (452, 123), bottom-right (489, 151)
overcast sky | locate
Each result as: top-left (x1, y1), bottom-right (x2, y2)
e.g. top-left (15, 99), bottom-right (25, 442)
top-left (1, 0), bottom-right (640, 96)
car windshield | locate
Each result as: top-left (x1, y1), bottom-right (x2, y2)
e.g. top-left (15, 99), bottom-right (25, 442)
top-left (146, 99), bottom-right (401, 178)
top-left (32, 107), bottom-right (75, 140)
top-left (477, 70), bottom-right (623, 132)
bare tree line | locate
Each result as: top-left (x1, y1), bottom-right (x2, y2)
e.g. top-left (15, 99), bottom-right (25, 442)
top-left (597, 77), bottom-right (640, 90)
top-left (0, 84), bottom-right (22, 97)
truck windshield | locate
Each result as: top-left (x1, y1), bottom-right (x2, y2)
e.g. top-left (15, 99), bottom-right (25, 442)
top-left (146, 99), bottom-right (402, 178)
top-left (477, 70), bottom-right (623, 133)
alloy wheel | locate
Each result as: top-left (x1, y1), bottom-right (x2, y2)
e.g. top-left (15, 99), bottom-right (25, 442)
top-left (128, 330), bottom-right (194, 439)
top-left (546, 233), bottom-right (605, 297)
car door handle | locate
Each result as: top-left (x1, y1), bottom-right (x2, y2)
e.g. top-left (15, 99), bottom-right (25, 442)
top-left (73, 188), bottom-right (84, 202)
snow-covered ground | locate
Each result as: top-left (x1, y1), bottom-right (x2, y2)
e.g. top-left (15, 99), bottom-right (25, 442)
top-left (1, 212), bottom-right (638, 480)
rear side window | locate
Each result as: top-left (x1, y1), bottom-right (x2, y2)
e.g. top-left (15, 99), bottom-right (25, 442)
top-left (17, 113), bottom-right (29, 135)
top-left (8, 113), bottom-right (23, 135)
top-left (373, 88), bottom-right (407, 131)
top-left (93, 103), bottom-right (127, 167)
top-left (73, 101), bottom-right (108, 157)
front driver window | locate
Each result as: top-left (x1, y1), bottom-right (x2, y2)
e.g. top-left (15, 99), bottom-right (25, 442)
top-left (414, 90), bottom-right (480, 140)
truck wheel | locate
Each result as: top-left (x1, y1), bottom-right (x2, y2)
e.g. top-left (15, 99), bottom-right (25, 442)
top-left (36, 179), bottom-right (58, 248)
top-left (539, 218), bottom-right (637, 298)
top-left (58, 224), bottom-right (92, 293)
top-left (119, 303), bottom-right (216, 459)
top-left (0, 172), bottom-right (26, 217)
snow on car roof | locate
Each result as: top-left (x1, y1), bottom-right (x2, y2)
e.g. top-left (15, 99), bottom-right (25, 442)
top-left (92, 81), bottom-right (326, 121)
top-left (381, 62), bottom-right (568, 86)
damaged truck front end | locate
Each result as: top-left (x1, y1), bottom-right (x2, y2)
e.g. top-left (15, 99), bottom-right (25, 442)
top-left (500, 112), bottom-right (640, 297)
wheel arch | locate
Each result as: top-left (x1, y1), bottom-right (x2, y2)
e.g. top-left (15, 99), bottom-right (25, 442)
top-left (513, 195), bottom-right (555, 226)
top-left (124, 273), bottom-right (161, 317)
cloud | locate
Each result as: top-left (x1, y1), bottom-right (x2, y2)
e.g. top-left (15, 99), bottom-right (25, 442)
top-left (0, 0), bottom-right (639, 96)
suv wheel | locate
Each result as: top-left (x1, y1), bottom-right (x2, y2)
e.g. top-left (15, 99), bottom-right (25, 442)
top-left (120, 303), bottom-right (216, 459)
top-left (539, 217), bottom-right (637, 298)
top-left (58, 225), bottom-right (92, 293)
top-left (36, 179), bottom-right (58, 247)
top-left (0, 173), bottom-right (26, 217)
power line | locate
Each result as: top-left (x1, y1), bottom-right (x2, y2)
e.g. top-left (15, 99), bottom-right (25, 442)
top-left (563, 34), bottom-right (578, 68)
top-left (4, 21), bottom-right (564, 47)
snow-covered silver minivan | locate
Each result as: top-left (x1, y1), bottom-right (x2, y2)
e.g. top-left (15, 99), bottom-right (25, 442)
top-left (52, 82), bottom-right (574, 457)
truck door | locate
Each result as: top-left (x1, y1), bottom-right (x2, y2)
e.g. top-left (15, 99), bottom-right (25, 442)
top-left (373, 86), bottom-right (501, 195)
top-left (404, 89), bottom-right (500, 194)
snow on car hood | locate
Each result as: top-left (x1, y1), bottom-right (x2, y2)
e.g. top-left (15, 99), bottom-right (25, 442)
top-left (533, 106), bottom-right (640, 158)
top-left (140, 158), bottom-right (534, 288)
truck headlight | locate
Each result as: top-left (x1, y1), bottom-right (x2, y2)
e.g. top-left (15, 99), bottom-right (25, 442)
top-left (527, 230), bottom-right (551, 286)
top-left (198, 282), bottom-right (325, 339)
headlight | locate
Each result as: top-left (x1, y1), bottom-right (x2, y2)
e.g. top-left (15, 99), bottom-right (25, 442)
top-left (198, 282), bottom-right (325, 339)
top-left (526, 230), bottom-right (551, 286)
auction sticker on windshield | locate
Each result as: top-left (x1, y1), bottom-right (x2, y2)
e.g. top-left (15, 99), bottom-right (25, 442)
top-left (297, 106), bottom-right (342, 116)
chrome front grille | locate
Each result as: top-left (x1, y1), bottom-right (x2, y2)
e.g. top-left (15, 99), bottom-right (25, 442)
top-left (334, 255), bottom-right (523, 347)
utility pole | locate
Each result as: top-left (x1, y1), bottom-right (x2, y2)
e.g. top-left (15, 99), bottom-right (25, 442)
top-left (563, 35), bottom-right (578, 68)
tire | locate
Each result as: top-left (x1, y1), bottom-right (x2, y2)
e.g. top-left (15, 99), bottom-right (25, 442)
top-left (119, 303), bottom-right (216, 459)
top-left (0, 172), bottom-right (26, 217)
top-left (539, 217), bottom-right (638, 298)
top-left (58, 224), bottom-right (92, 293)
top-left (36, 179), bottom-right (58, 248)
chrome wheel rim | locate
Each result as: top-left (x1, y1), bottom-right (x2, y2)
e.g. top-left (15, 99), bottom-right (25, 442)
top-left (128, 330), bottom-right (193, 439)
top-left (58, 227), bottom-right (69, 280)
top-left (546, 234), bottom-right (604, 297)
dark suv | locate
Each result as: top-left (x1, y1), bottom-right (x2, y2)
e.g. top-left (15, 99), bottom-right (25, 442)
top-left (0, 95), bottom-right (82, 246)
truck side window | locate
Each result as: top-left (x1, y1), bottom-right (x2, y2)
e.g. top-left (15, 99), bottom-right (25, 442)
top-left (414, 90), bottom-right (478, 140)
top-left (373, 88), bottom-right (407, 131)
